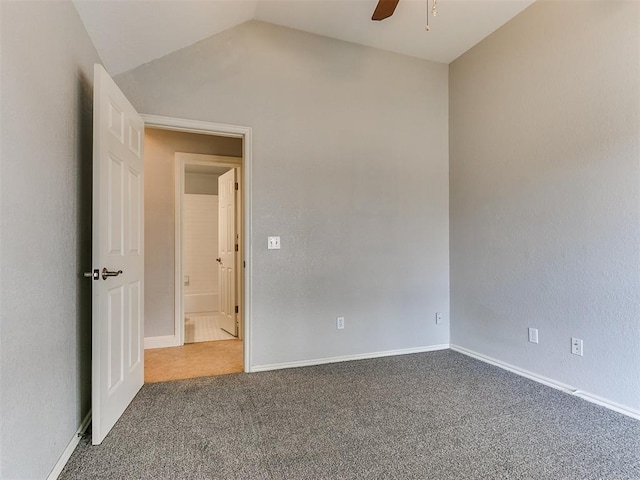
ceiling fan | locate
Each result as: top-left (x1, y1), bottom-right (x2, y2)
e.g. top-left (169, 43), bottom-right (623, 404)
top-left (372, 0), bottom-right (439, 26)
top-left (371, 0), bottom-right (400, 21)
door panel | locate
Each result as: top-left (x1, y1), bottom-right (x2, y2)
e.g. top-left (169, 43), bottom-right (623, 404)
top-left (92, 64), bottom-right (144, 445)
top-left (107, 286), bottom-right (124, 392)
top-left (129, 281), bottom-right (142, 370)
top-left (128, 168), bottom-right (141, 254)
top-left (108, 155), bottom-right (123, 254)
top-left (218, 169), bottom-right (237, 336)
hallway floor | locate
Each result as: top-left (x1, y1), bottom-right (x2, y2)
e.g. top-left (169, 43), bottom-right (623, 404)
top-left (144, 339), bottom-right (243, 383)
top-left (185, 313), bottom-right (236, 343)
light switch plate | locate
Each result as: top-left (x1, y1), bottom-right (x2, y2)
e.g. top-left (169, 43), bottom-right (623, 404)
top-left (268, 236), bottom-right (281, 249)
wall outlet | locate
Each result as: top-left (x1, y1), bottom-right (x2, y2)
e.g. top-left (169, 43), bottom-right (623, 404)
top-left (336, 317), bottom-right (345, 330)
top-left (528, 327), bottom-right (538, 344)
top-left (571, 337), bottom-right (583, 356)
top-left (436, 312), bottom-right (443, 324)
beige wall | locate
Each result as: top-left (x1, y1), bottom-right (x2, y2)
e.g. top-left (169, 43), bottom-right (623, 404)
top-left (144, 128), bottom-right (241, 337)
top-left (118, 21), bottom-right (451, 367)
top-left (0, 2), bottom-right (101, 478)
top-left (185, 173), bottom-right (219, 195)
top-left (450, 0), bottom-right (640, 411)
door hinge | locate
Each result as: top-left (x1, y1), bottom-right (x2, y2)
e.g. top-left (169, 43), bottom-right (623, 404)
top-left (235, 244), bottom-right (239, 252)
top-left (235, 305), bottom-right (239, 314)
top-left (235, 182), bottom-right (239, 190)
top-left (243, 260), bottom-right (246, 268)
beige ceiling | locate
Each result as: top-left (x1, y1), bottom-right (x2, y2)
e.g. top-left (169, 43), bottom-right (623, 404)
top-left (73, 0), bottom-right (536, 76)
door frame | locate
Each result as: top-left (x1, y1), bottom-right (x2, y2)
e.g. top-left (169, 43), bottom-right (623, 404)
top-left (141, 114), bottom-right (253, 372)
top-left (175, 153), bottom-right (242, 345)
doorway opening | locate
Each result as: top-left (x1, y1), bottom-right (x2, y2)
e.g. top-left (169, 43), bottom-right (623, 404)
top-left (141, 116), bottom-right (252, 382)
top-left (177, 153), bottom-right (243, 346)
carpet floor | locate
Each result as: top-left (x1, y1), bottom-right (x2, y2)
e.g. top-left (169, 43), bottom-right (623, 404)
top-left (60, 350), bottom-right (640, 479)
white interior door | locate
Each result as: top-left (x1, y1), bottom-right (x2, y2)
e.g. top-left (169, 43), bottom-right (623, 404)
top-left (91, 64), bottom-right (144, 445)
top-left (218, 168), bottom-right (237, 336)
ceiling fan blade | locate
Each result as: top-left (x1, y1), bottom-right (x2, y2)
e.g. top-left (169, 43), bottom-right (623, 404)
top-left (372, 0), bottom-right (400, 21)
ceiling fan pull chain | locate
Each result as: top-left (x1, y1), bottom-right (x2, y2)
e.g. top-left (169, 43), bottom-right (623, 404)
top-left (425, 0), bottom-right (430, 31)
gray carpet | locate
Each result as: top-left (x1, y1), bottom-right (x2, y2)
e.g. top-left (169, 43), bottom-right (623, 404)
top-left (60, 350), bottom-right (640, 479)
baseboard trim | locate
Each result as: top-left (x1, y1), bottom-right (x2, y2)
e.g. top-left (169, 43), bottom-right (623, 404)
top-left (249, 344), bottom-right (450, 373)
top-left (450, 344), bottom-right (640, 421)
top-left (144, 335), bottom-right (180, 349)
top-left (46, 409), bottom-right (91, 480)
top-left (570, 390), bottom-right (640, 421)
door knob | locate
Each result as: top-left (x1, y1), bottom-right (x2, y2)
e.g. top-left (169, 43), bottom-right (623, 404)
top-left (101, 268), bottom-right (123, 280)
top-left (216, 258), bottom-right (222, 263)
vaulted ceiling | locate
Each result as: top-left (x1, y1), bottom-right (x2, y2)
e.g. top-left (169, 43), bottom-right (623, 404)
top-left (73, 0), bottom-right (535, 76)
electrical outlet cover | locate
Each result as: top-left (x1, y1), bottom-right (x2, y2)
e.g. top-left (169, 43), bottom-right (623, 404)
top-left (571, 337), bottom-right (583, 356)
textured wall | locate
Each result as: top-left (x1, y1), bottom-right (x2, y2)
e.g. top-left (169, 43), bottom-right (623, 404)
top-left (450, 1), bottom-right (640, 411)
top-left (117, 21), bottom-right (450, 366)
top-left (0, 2), bottom-right (101, 478)
top-left (144, 128), bottom-right (240, 337)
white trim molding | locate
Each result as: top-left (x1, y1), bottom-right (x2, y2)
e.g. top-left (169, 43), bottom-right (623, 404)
top-left (46, 410), bottom-right (91, 480)
top-left (142, 115), bottom-right (250, 138)
top-left (450, 344), bottom-right (640, 421)
top-left (142, 114), bottom-right (253, 371)
top-left (250, 344), bottom-right (450, 373)
top-left (144, 335), bottom-right (180, 350)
